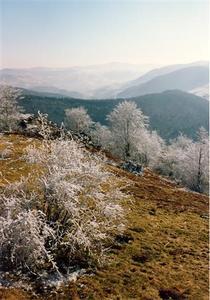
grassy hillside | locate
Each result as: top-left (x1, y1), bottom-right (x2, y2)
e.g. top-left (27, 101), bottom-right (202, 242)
top-left (0, 134), bottom-right (208, 300)
top-left (20, 90), bottom-right (209, 140)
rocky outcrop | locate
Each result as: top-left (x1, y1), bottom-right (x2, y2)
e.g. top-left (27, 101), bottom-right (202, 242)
top-left (17, 112), bottom-right (95, 150)
top-left (121, 161), bottom-right (144, 175)
top-left (18, 112), bottom-right (70, 139)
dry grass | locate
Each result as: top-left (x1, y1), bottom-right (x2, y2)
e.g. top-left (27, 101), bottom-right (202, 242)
top-left (0, 134), bottom-right (208, 300)
top-left (0, 288), bottom-right (30, 300)
top-left (0, 134), bottom-right (42, 188)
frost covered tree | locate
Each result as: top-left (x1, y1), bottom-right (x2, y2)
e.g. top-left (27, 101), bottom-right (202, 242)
top-left (179, 128), bottom-right (209, 193)
top-left (136, 130), bottom-right (165, 168)
top-left (90, 122), bottom-right (112, 149)
top-left (157, 133), bottom-right (192, 176)
top-left (65, 107), bottom-right (94, 134)
top-left (107, 101), bottom-right (148, 160)
top-left (160, 128), bottom-right (209, 193)
top-left (0, 86), bottom-right (23, 131)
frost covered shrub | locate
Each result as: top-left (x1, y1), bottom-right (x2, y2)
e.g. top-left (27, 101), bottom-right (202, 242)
top-left (0, 147), bottom-right (12, 160)
top-left (25, 139), bottom-right (124, 267)
top-left (0, 189), bottom-right (56, 274)
top-left (0, 139), bottom-right (124, 276)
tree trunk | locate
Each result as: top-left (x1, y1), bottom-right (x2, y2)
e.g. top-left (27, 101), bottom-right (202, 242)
top-left (196, 147), bottom-right (202, 193)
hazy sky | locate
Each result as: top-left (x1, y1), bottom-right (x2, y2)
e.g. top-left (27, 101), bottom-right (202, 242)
top-left (0, 0), bottom-right (209, 68)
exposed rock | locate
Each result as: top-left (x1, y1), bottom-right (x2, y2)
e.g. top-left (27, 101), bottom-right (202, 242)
top-left (18, 112), bottom-right (66, 139)
top-left (17, 113), bottom-right (96, 151)
top-left (121, 160), bottom-right (144, 175)
top-left (148, 208), bottom-right (157, 216)
top-left (115, 233), bottom-right (134, 244)
top-left (132, 254), bottom-right (150, 264)
top-left (200, 213), bottom-right (209, 219)
top-left (130, 227), bottom-right (146, 233)
top-left (159, 288), bottom-right (188, 300)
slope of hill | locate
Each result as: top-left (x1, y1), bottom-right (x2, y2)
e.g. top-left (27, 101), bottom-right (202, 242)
top-left (118, 66), bottom-right (209, 98)
top-left (0, 134), bottom-right (208, 300)
top-left (20, 90), bottom-right (209, 140)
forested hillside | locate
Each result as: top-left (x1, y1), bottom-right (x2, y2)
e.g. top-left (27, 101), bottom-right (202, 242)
top-left (20, 90), bottom-right (209, 140)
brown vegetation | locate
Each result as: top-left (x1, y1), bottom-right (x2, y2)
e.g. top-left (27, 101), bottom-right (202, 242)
top-left (0, 134), bottom-right (208, 300)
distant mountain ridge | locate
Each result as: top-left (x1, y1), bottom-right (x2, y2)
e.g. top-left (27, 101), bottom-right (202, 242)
top-left (117, 65), bottom-right (209, 98)
top-left (118, 61), bottom-right (208, 89)
top-left (1, 61), bottom-right (208, 99)
top-left (0, 62), bottom-right (155, 98)
top-left (92, 61), bottom-right (209, 98)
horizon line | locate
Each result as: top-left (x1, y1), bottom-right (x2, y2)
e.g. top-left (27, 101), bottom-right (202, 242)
top-left (0, 59), bottom-right (209, 71)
